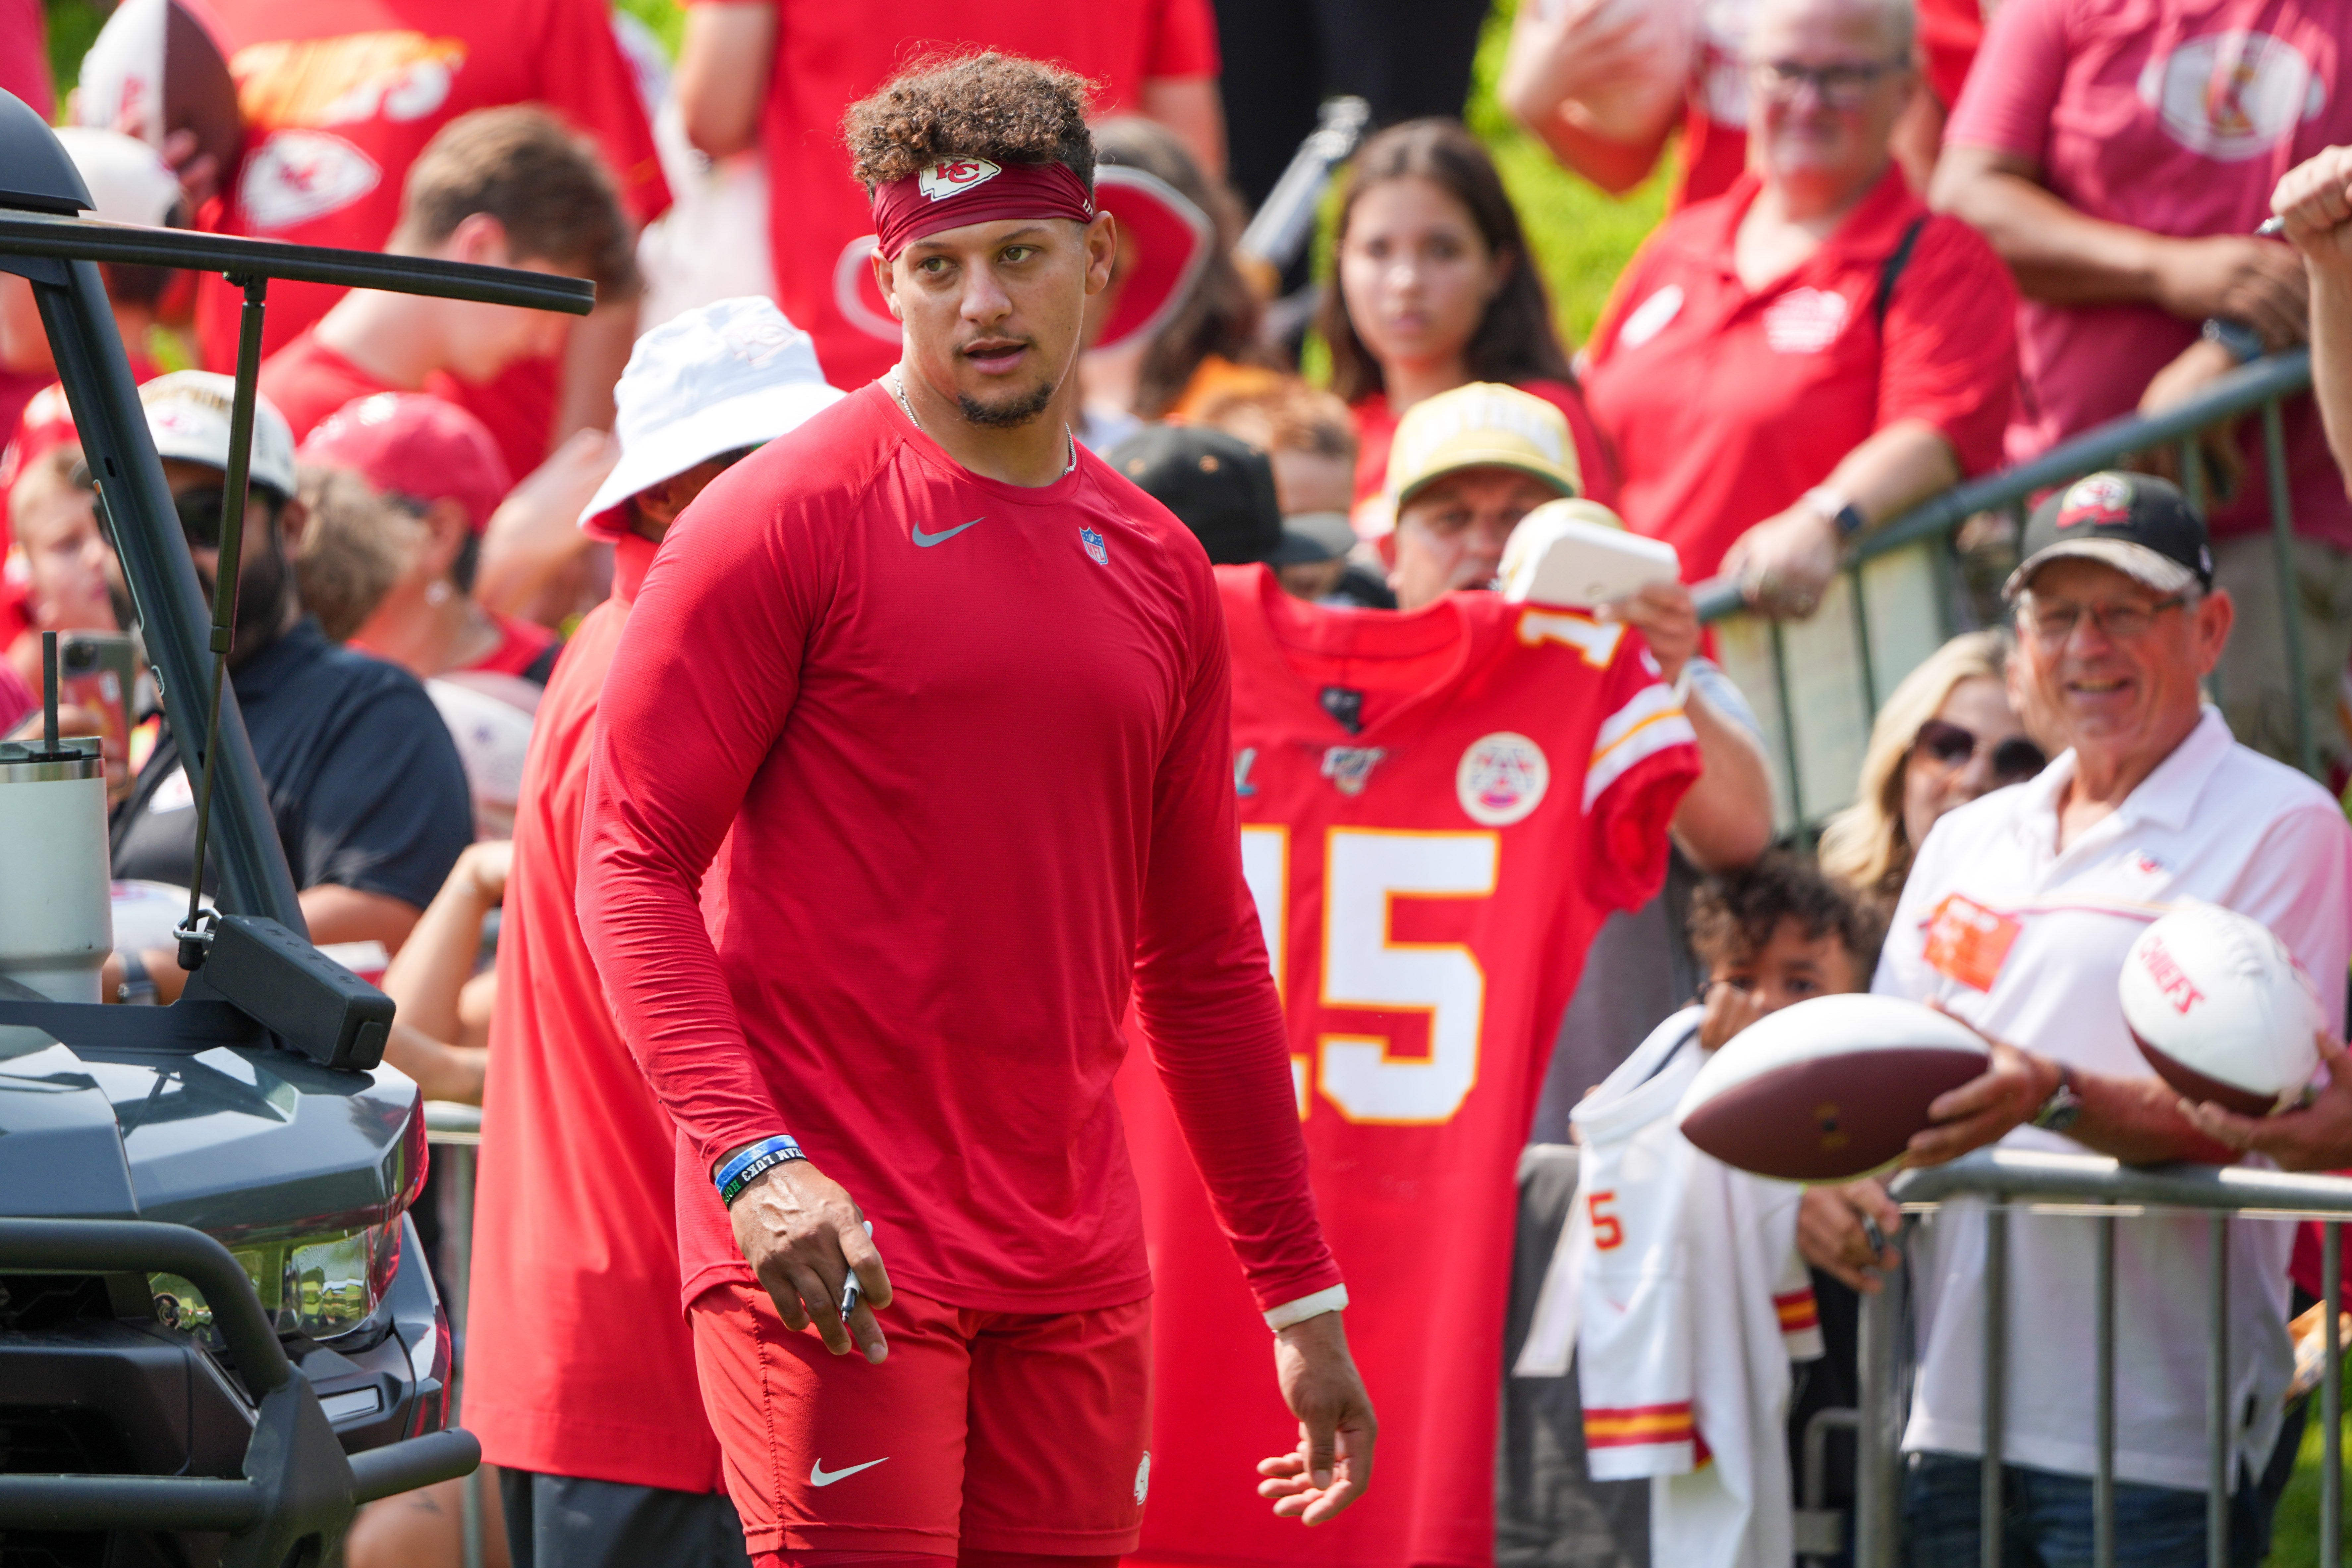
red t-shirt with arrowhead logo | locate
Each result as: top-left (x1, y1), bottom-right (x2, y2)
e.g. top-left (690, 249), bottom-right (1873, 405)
top-left (1118, 567), bottom-right (1699, 1568)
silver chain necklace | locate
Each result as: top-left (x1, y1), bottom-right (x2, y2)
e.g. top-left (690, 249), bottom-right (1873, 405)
top-left (891, 371), bottom-right (1078, 476)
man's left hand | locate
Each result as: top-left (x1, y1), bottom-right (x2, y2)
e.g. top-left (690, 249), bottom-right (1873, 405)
top-left (1257, 1311), bottom-right (1376, 1524)
top-left (1597, 578), bottom-right (1699, 683)
top-left (2184, 1028), bottom-right (2352, 1172)
top-left (1722, 505), bottom-right (1838, 619)
top-left (1906, 1008), bottom-right (2055, 1166)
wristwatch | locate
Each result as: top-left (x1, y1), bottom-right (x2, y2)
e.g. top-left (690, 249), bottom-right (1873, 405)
top-left (1803, 485), bottom-right (1870, 539)
top-left (2029, 1061), bottom-right (2083, 1134)
top-left (2201, 316), bottom-right (2266, 366)
top-left (114, 949), bottom-right (157, 1006)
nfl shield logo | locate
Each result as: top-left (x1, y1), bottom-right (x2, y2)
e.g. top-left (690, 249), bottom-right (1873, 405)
top-left (1080, 527), bottom-right (1108, 565)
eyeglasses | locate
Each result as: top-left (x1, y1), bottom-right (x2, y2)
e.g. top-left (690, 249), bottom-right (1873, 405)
top-left (1913, 718), bottom-right (2047, 785)
top-left (1750, 57), bottom-right (1909, 107)
top-left (2019, 594), bottom-right (2189, 645)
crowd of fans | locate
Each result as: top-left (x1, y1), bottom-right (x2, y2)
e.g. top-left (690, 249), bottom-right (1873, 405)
top-left (11, 0), bottom-right (2352, 1563)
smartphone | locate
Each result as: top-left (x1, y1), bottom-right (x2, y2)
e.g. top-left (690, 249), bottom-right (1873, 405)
top-left (58, 630), bottom-right (134, 779)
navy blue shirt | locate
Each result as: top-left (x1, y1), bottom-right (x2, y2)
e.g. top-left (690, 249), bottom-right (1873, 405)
top-left (113, 618), bottom-right (471, 910)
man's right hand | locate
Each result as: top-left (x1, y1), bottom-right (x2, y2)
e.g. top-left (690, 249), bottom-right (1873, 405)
top-left (2152, 233), bottom-right (2309, 349)
top-left (726, 1155), bottom-right (894, 1363)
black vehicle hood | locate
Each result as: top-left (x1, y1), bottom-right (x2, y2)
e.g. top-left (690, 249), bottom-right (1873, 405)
top-left (0, 1023), bottom-right (421, 1241)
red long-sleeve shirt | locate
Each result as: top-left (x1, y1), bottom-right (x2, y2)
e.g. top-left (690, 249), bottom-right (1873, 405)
top-left (578, 382), bottom-right (1340, 1315)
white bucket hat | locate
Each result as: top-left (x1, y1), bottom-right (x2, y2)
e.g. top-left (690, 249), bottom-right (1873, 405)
top-left (140, 370), bottom-right (298, 497)
top-left (580, 297), bottom-right (844, 540)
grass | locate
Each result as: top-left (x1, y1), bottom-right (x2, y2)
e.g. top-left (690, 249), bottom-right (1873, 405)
top-left (2272, 1379), bottom-right (2350, 1562)
top-left (1463, 0), bottom-right (1674, 350)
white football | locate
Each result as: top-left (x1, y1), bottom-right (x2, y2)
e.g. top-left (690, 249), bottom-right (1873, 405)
top-left (2119, 902), bottom-right (2321, 1117)
top-left (1677, 993), bottom-right (1990, 1183)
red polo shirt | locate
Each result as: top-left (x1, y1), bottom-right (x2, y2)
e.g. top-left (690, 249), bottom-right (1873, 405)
top-left (466, 531), bottom-right (726, 1493)
top-left (1581, 166), bottom-right (2017, 581)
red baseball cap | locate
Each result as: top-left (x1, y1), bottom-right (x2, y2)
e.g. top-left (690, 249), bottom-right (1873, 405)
top-left (298, 392), bottom-right (515, 534)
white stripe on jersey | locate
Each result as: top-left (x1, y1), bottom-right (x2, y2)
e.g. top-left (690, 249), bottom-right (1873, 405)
top-left (1585, 685), bottom-right (1699, 810)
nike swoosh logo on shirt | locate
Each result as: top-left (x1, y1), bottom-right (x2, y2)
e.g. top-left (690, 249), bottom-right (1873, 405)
top-left (810, 1457), bottom-right (889, 1486)
top-left (911, 518), bottom-right (983, 547)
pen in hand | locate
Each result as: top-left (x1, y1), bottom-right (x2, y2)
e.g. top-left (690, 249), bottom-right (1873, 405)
top-left (839, 1219), bottom-right (875, 1325)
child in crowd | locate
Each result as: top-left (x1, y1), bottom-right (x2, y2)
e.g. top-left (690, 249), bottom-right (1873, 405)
top-left (1519, 851), bottom-right (1880, 1568)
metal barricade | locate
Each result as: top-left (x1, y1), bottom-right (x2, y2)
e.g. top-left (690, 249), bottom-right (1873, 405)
top-left (425, 1100), bottom-right (487, 1568)
top-left (1851, 1148), bottom-right (2352, 1568)
top-left (1693, 350), bottom-right (2322, 834)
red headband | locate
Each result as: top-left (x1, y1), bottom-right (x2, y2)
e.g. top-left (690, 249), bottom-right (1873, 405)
top-left (871, 157), bottom-right (1095, 260)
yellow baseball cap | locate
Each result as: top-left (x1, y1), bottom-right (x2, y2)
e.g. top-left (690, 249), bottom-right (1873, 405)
top-left (1383, 382), bottom-right (1582, 508)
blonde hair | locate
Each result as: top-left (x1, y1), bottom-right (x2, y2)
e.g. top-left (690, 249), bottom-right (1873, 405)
top-left (1817, 628), bottom-right (2013, 907)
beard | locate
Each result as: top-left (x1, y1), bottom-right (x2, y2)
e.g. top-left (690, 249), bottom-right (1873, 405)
top-left (956, 378), bottom-right (1058, 429)
top-left (194, 528), bottom-right (294, 669)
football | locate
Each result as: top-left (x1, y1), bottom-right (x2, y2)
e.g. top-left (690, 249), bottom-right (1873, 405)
top-left (2119, 903), bottom-right (2321, 1118)
top-left (1677, 994), bottom-right (1991, 1183)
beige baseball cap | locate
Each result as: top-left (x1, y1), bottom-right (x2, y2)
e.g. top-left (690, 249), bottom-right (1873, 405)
top-left (140, 370), bottom-right (298, 497)
top-left (1383, 382), bottom-right (1582, 509)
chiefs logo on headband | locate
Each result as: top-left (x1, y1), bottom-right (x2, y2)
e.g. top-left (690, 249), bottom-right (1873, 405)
top-left (919, 158), bottom-right (1002, 201)
top-left (871, 156), bottom-right (1095, 261)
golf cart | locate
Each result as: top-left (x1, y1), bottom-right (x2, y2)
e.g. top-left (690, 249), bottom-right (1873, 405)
top-left (0, 90), bottom-right (593, 1567)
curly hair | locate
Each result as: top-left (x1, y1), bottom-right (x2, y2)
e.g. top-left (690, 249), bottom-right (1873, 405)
top-left (843, 52), bottom-right (1096, 192)
top-left (1688, 851), bottom-right (1884, 980)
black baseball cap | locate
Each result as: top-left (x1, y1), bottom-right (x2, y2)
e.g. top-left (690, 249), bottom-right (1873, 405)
top-left (2005, 471), bottom-right (2214, 600)
top-left (1108, 425), bottom-right (1282, 566)
top-left (1268, 510), bottom-right (1359, 567)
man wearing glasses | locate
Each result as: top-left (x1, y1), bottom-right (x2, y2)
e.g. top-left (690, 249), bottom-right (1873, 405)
top-left (105, 371), bottom-right (472, 1006)
top-left (1876, 470), bottom-right (2352, 1565)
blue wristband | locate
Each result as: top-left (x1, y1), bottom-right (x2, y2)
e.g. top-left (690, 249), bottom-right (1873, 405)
top-left (716, 1135), bottom-right (806, 1205)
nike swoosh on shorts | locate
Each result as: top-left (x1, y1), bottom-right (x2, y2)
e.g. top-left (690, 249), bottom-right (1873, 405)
top-left (809, 1458), bottom-right (889, 1486)
top-left (911, 519), bottom-right (983, 547)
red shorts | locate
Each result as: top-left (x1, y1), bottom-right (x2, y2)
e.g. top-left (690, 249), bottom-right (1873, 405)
top-left (687, 1279), bottom-right (1152, 1560)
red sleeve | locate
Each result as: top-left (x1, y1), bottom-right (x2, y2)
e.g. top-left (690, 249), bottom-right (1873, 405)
top-left (1582, 640), bottom-right (1700, 913)
top-left (1876, 216), bottom-right (2019, 477)
top-left (1131, 565), bottom-right (1341, 1313)
top-left (534, 0), bottom-right (673, 226)
top-left (1145, 0), bottom-right (1220, 80)
top-left (575, 459), bottom-right (826, 1173)
top-left (1916, 0), bottom-right (1985, 112)
top-left (1941, 0), bottom-right (2069, 164)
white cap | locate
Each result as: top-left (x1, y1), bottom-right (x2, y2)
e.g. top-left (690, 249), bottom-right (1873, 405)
top-left (54, 127), bottom-right (183, 227)
top-left (140, 371), bottom-right (299, 497)
top-left (581, 297), bottom-right (844, 540)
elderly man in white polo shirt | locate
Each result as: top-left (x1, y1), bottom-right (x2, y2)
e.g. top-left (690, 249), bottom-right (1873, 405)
top-left (1876, 471), bottom-right (2352, 1567)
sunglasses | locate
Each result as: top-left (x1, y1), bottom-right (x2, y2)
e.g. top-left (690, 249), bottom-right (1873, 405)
top-left (171, 485), bottom-right (281, 552)
top-left (1914, 718), bottom-right (2046, 785)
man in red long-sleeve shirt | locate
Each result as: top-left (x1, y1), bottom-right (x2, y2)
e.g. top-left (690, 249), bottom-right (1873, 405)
top-left (577, 52), bottom-right (1375, 1568)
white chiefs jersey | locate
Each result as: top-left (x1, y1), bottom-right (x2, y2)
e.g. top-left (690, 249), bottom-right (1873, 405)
top-left (1519, 1006), bottom-right (1822, 1568)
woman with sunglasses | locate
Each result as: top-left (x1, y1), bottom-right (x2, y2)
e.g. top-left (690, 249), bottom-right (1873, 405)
top-left (1818, 628), bottom-right (2046, 918)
